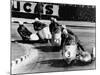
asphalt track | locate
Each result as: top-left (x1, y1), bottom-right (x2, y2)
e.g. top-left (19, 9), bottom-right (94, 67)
top-left (11, 20), bottom-right (96, 74)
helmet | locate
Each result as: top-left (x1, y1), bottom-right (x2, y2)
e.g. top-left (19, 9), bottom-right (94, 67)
top-left (50, 17), bottom-right (57, 22)
top-left (19, 22), bottom-right (24, 26)
top-left (62, 25), bottom-right (66, 29)
top-left (35, 18), bottom-right (39, 21)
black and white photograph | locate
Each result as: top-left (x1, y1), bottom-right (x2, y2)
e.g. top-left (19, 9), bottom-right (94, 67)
top-left (11, 0), bottom-right (96, 74)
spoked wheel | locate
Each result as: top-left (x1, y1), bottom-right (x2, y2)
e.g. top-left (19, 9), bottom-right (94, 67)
top-left (79, 51), bottom-right (92, 62)
top-left (76, 48), bottom-right (94, 65)
top-left (61, 44), bottom-right (78, 64)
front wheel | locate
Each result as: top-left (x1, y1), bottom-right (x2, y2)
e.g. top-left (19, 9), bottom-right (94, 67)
top-left (61, 45), bottom-right (78, 64)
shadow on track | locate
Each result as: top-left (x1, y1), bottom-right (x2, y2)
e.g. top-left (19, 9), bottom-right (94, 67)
top-left (11, 39), bottom-right (48, 44)
top-left (39, 59), bottom-right (72, 68)
top-left (35, 46), bottom-right (61, 52)
top-left (39, 59), bottom-right (94, 68)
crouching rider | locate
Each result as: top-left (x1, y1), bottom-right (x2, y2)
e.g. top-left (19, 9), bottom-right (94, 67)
top-left (32, 18), bottom-right (52, 41)
top-left (49, 17), bottom-right (62, 46)
top-left (17, 22), bottom-right (39, 41)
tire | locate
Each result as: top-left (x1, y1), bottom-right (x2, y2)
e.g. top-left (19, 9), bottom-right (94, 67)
top-left (61, 44), bottom-right (77, 64)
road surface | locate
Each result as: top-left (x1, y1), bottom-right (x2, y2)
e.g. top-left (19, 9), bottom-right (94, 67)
top-left (11, 20), bottom-right (96, 74)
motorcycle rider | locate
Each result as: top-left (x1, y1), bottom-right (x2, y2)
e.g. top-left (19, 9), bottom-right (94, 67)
top-left (32, 18), bottom-right (52, 41)
top-left (61, 25), bottom-right (85, 51)
top-left (17, 22), bottom-right (39, 41)
top-left (49, 17), bottom-right (62, 46)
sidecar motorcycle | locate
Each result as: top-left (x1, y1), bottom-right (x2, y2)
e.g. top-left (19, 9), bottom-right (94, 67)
top-left (60, 42), bottom-right (95, 64)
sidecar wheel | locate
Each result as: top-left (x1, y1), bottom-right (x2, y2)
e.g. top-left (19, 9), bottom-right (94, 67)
top-left (79, 51), bottom-right (92, 63)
